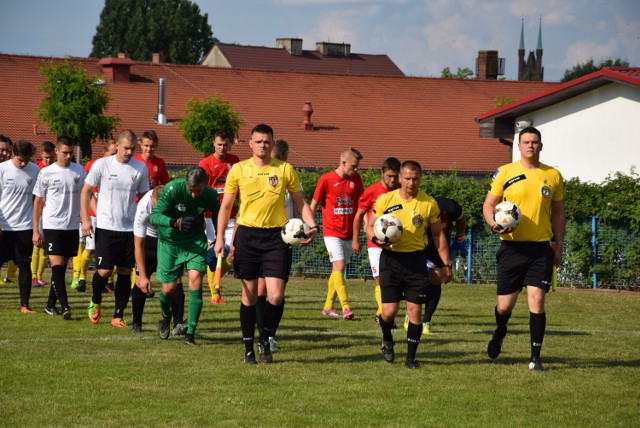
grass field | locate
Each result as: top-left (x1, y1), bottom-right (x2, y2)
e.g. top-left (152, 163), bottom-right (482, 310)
top-left (1, 275), bottom-right (639, 427)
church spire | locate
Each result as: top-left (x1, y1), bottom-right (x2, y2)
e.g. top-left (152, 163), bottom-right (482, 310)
top-left (536, 15), bottom-right (543, 50)
top-left (519, 17), bottom-right (525, 50)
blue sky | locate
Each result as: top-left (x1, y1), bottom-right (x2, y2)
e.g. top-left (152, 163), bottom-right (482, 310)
top-left (0, 0), bottom-right (638, 81)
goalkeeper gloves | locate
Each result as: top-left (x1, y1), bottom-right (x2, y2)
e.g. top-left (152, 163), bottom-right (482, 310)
top-left (170, 216), bottom-right (197, 232)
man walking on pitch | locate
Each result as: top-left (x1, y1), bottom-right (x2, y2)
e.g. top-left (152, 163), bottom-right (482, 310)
top-left (482, 126), bottom-right (565, 371)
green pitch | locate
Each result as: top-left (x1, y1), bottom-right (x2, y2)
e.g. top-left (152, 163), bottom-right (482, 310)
top-left (1, 277), bottom-right (638, 426)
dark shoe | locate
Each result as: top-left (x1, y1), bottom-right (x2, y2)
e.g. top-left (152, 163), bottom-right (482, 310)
top-left (76, 279), bottom-right (86, 292)
top-left (130, 322), bottom-right (142, 334)
top-left (381, 340), bottom-right (395, 363)
top-left (45, 306), bottom-right (60, 316)
top-left (528, 357), bottom-right (546, 372)
top-left (259, 339), bottom-right (272, 364)
top-left (172, 322), bottom-right (188, 336)
top-left (105, 282), bottom-right (114, 293)
top-left (244, 351), bottom-right (257, 365)
top-left (61, 306), bottom-right (72, 320)
top-left (158, 315), bottom-right (171, 340)
top-left (184, 333), bottom-right (197, 346)
top-left (487, 325), bottom-right (507, 359)
top-left (405, 358), bottom-right (421, 369)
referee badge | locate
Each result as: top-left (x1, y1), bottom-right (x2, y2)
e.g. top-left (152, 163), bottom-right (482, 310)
top-left (412, 214), bottom-right (423, 227)
top-left (269, 176), bottom-right (278, 187)
top-left (541, 185), bottom-right (551, 198)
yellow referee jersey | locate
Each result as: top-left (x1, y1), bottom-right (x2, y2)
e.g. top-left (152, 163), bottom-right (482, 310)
top-left (225, 158), bottom-right (302, 228)
top-left (489, 161), bottom-right (564, 242)
top-left (373, 190), bottom-right (440, 253)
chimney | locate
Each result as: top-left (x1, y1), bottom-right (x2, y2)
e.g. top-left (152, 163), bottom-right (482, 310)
top-left (301, 102), bottom-right (313, 131)
top-left (276, 38), bottom-right (303, 56)
top-left (316, 42), bottom-right (351, 57)
top-left (476, 50), bottom-right (502, 80)
top-left (98, 54), bottom-right (134, 83)
top-left (152, 52), bottom-right (162, 64)
top-left (157, 78), bottom-right (167, 125)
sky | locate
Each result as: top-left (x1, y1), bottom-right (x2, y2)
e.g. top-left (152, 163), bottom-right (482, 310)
top-left (0, 0), bottom-right (638, 81)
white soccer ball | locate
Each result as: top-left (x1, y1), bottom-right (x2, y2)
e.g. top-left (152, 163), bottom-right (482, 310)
top-left (493, 201), bottom-right (522, 230)
top-left (281, 218), bottom-right (310, 247)
top-left (373, 214), bottom-right (403, 244)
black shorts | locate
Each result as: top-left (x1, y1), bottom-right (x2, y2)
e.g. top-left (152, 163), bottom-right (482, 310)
top-left (136, 236), bottom-right (158, 276)
top-left (379, 249), bottom-right (430, 304)
top-left (43, 229), bottom-right (80, 258)
top-left (233, 226), bottom-right (290, 281)
top-left (95, 228), bottom-right (135, 270)
top-left (424, 243), bottom-right (444, 267)
top-left (496, 241), bottom-right (554, 295)
top-left (0, 230), bottom-right (33, 265)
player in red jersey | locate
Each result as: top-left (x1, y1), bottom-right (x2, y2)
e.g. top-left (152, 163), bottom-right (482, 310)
top-left (133, 130), bottom-right (170, 190)
top-left (352, 157), bottom-right (401, 322)
top-left (198, 131), bottom-right (240, 304)
top-left (311, 147), bottom-right (364, 320)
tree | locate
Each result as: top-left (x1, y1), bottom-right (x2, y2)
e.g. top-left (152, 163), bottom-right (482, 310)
top-left (441, 67), bottom-right (474, 79)
top-left (178, 96), bottom-right (243, 156)
top-left (90, 0), bottom-right (215, 64)
top-left (561, 57), bottom-right (630, 82)
top-left (37, 59), bottom-right (118, 160)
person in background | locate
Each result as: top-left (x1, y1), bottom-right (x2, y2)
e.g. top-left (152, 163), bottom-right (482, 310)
top-left (31, 141), bottom-right (56, 287)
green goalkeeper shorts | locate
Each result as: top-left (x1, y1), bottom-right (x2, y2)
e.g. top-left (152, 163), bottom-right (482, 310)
top-left (156, 237), bottom-right (207, 283)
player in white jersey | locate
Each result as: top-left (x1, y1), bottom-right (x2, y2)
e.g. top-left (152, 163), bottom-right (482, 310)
top-left (0, 140), bottom-right (40, 313)
top-left (80, 130), bottom-right (150, 328)
top-left (32, 137), bottom-right (86, 319)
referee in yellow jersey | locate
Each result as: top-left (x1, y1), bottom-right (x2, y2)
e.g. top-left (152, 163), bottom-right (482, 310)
top-left (482, 126), bottom-right (565, 372)
top-left (215, 124), bottom-right (318, 365)
top-left (366, 160), bottom-right (452, 369)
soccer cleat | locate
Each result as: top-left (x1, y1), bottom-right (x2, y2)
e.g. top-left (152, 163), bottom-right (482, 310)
top-left (172, 322), bottom-right (188, 336)
top-left (20, 306), bottom-right (36, 314)
top-left (269, 336), bottom-right (278, 352)
top-left (3, 277), bottom-right (11, 283)
top-left (76, 279), bottom-right (86, 292)
top-left (45, 306), bottom-right (60, 316)
top-left (130, 322), bottom-right (142, 334)
top-left (37, 279), bottom-right (47, 286)
top-left (381, 340), bottom-right (395, 363)
top-left (70, 278), bottom-right (79, 289)
top-left (61, 306), bottom-right (72, 320)
top-left (244, 351), bottom-right (257, 365)
top-left (487, 325), bottom-right (507, 359)
top-left (210, 294), bottom-right (226, 305)
top-left (403, 313), bottom-right (409, 331)
top-left (528, 357), bottom-right (546, 372)
top-left (158, 315), bottom-right (171, 340)
top-left (110, 318), bottom-right (127, 328)
top-left (423, 322), bottom-right (433, 335)
top-left (184, 333), bottom-right (197, 346)
top-left (342, 307), bottom-right (354, 321)
top-left (88, 302), bottom-right (101, 324)
top-left (32, 278), bottom-right (39, 287)
top-left (259, 339), bottom-right (272, 364)
top-left (321, 308), bottom-right (340, 318)
top-left (405, 358), bottom-right (421, 369)
top-left (105, 282), bottom-right (114, 293)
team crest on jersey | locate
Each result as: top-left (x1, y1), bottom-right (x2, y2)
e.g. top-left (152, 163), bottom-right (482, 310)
top-left (349, 182), bottom-right (354, 189)
top-left (197, 208), bottom-right (205, 215)
top-left (541, 185), bottom-right (552, 198)
top-left (153, 165), bottom-right (158, 172)
top-left (26, 178), bottom-right (32, 185)
top-left (269, 176), bottom-right (278, 187)
top-left (131, 174), bottom-right (137, 182)
top-left (412, 214), bottom-right (423, 227)
top-left (176, 203), bottom-right (186, 212)
top-left (74, 176), bottom-right (80, 184)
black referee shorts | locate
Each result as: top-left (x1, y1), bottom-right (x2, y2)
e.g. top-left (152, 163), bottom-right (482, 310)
top-left (379, 249), bottom-right (430, 304)
top-left (233, 226), bottom-right (291, 281)
top-left (496, 240), bottom-right (554, 295)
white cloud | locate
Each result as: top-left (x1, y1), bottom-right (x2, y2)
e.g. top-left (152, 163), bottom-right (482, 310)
top-left (561, 38), bottom-right (620, 70)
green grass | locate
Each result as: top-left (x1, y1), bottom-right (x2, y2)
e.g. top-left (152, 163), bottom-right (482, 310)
top-left (1, 276), bottom-right (639, 427)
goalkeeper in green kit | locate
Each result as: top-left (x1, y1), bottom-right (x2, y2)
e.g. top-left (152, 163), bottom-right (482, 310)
top-left (150, 167), bottom-right (220, 346)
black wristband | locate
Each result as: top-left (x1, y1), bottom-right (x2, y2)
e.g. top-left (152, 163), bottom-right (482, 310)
top-left (442, 263), bottom-right (452, 268)
top-left (310, 225), bottom-right (319, 232)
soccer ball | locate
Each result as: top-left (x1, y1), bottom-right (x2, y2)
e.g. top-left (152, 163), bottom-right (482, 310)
top-left (493, 201), bottom-right (522, 230)
top-left (281, 218), bottom-right (310, 247)
top-left (373, 214), bottom-right (403, 244)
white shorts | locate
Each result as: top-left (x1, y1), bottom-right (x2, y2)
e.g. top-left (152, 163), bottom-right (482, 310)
top-left (81, 217), bottom-right (98, 251)
top-left (367, 247), bottom-right (382, 278)
top-left (323, 236), bottom-right (352, 264)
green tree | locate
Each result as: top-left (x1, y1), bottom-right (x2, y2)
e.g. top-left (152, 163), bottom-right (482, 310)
top-left (441, 67), bottom-right (474, 79)
top-left (178, 96), bottom-right (243, 156)
top-left (561, 57), bottom-right (630, 82)
top-left (90, 0), bottom-right (215, 64)
top-left (37, 59), bottom-right (118, 160)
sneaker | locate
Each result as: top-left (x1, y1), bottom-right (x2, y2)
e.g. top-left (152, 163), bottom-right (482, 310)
top-left (405, 358), bottom-right (421, 369)
top-left (403, 313), bottom-right (409, 331)
top-left (321, 308), bottom-right (340, 318)
top-left (158, 315), bottom-right (171, 340)
top-left (45, 306), bottom-right (60, 316)
top-left (268, 336), bottom-right (278, 352)
top-left (61, 306), bottom-right (72, 320)
top-left (71, 278), bottom-right (79, 289)
top-left (528, 357), bottom-right (546, 372)
top-left (130, 322), bottom-right (142, 334)
top-left (210, 294), bottom-right (225, 305)
top-left (381, 340), bottom-right (395, 363)
top-left (172, 322), bottom-right (188, 336)
top-left (20, 306), bottom-right (36, 314)
top-left (244, 351), bottom-right (257, 365)
top-left (110, 318), bottom-right (127, 328)
top-left (342, 307), bottom-right (354, 320)
top-left (37, 279), bottom-right (47, 286)
top-left (105, 282), bottom-right (114, 293)
top-left (487, 325), bottom-right (507, 359)
top-left (88, 301), bottom-right (101, 324)
top-left (423, 321), bottom-right (433, 335)
top-left (32, 278), bottom-right (39, 287)
top-left (2, 277), bottom-right (11, 283)
top-left (259, 339), bottom-right (272, 364)
top-left (184, 333), bottom-right (197, 346)
top-left (76, 279), bottom-right (86, 292)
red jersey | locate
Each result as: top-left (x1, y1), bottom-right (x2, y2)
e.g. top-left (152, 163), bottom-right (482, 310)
top-left (313, 170), bottom-right (363, 239)
top-left (36, 160), bottom-right (47, 169)
top-left (198, 153), bottom-right (240, 218)
top-left (358, 181), bottom-right (400, 248)
top-left (133, 154), bottom-right (170, 189)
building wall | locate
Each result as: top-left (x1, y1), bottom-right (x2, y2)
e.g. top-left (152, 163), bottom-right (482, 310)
top-left (201, 46), bottom-right (231, 67)
top-left (512, 83), bottom-right (640, 183)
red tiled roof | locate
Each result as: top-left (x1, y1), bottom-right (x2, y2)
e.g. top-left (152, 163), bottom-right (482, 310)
top-left (0, 54), bottom-right (558, 174)
top-left (208, 42), bottom-right (405, 77)
top-left (476, 67), bottom-right (640, 122)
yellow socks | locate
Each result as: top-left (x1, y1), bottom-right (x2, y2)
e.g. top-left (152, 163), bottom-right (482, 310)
top-left (332, 271), bottom-right (350, 310)
top-left (375, 284), bottom-right (382, 316)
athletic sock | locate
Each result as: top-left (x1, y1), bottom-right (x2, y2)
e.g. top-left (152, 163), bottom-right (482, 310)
top-left (206, 266), bottom-right (218, 296)
top-left (91, 271), bottom-right (107, 305)
top-left (73, 242), bottom-right (84, 279)
top-left (272, 297), bottom-right (285, 332)
top-left (530, 311), bottom-right (546, 360)
top-left (18, 261), bottom-right (32, 307)
top-left (262, 300), bottom-right (284, 340)
top-left (80, 250), bottom-right (93, 280)
top-left (112, 273), bottom-right (132, 319)
top-left (256, 295), bottom-right (267, 330)
top-left (37, 248), bottom-right (46, 279)
top-left (240, 303), bottom-right (256, 354)
top-left (159, 291), bottom-right (174, 318)
top-left (187, 289), bottom-right (203, 334)
top-left (495, 305), bottom-right (511, 329)
top-left (379, 317), bottom-right (394, 342)
top-left (374, 284), bottom-right (382, 316)
top-left (423, 284), bottom-right (442, 323)
top-left (172, 283), bottom-right (185, 324)
top-left (323, 273), bottom-right (337, 310)
top-left (332, 271), bottom-right (350, 310)
top-left (51, 265), bottom-right (68, 307)
top-left (46, 285), bottom-right (57, 308)
top-left (406, 322), bottom-right (422, 361)
top-left (30, 246), bottom-right (39, 278)
top-left (130, 285), bottom-right (147, 325)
